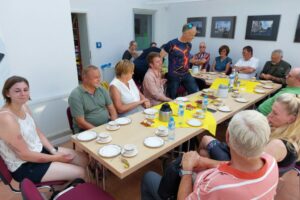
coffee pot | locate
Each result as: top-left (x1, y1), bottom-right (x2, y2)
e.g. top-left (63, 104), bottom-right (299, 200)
top-left (159, 103), bottom-right (173, 122)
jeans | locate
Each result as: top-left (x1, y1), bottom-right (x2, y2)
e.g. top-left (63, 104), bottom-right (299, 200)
top-left (167, 73), bottom-right (199, 99)
top-left (141, 171), bottom-right (162, 200)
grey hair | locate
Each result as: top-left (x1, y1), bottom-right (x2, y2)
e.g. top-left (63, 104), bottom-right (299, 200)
top-left (228, 110), bottom-right (270, 158)
top-left (272, 49), bottom-right (283, 57)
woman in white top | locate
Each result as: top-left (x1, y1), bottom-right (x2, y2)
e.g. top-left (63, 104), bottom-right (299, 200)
top-left (110, 60), bottom-right (150, 117)
top-left (0, 76), bottom-right (88, 183)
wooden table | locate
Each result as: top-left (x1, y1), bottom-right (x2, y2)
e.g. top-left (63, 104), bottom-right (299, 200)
top-left (71, 82), bottom-right (281, 186)
top-left (192, 71), bottom-right (226, 85)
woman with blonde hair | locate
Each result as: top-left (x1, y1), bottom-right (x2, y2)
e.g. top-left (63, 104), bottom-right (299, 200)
top-left (110, 60), bottom-right (150, 117)
top-left (200, 93), bottom-right (299, 174)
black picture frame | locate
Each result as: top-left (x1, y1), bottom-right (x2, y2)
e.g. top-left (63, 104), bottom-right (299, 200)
top-left (245, 15), bottom-right (281, 41)
top-left (210, 16), bottom-right (236, 39)
top-left (294, 15), bottom-right (300, 43)
top-left (187, 17), bottom-right (206, 37)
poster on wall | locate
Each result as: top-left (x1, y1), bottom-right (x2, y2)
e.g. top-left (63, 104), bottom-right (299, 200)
top-left (245, 15), bottom-right (281, 41)
top-left (294, 15), bottom-right (300, 43)
top-left (187, 17), bottom-right (206, 37)
top-left (210, 16), bottom-right (236, 39)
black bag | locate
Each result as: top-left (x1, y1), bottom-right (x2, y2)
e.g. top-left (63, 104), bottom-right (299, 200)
top-left (158, 156), bottom-right (182, 200)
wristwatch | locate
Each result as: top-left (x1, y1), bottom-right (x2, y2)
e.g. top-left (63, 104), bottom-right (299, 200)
top-left (180, 169), bottom-right (193, 177)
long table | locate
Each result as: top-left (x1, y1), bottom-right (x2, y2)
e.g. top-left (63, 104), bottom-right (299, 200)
top-left (71, 82), bottom-right (281, 185)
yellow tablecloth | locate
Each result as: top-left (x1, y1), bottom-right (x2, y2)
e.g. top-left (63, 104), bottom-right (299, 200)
top-left (152, 101), bottom-right (217, 136)
top-left (210, 78), bottom-right (260, 93)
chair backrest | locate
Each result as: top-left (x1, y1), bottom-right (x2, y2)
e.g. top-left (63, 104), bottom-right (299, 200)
top-left (20, 178), bottom-right (44, 200)
top-left (0, 155), bottom-right (13, 185)
top-left (66, 107), bottom-right (74, 134)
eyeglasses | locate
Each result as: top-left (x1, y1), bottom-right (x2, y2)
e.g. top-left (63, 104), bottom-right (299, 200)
top-left (200, 46), bottom-right (206, 48)
top-left (187, 23), bottom-right (193, 29)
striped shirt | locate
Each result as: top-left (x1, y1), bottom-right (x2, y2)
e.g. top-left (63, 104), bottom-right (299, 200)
top-left (186, 153), bottom-right (278, 200)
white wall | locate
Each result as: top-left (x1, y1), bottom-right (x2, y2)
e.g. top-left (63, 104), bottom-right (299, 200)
top-left (0, 0), bottom-right (77, 138)
top-left (157, 0), bottom-right (300, 68)
top-left (69, 0), bottom-right (165, 82)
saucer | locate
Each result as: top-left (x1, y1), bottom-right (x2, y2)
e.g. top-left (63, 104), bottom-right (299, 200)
top-left (263, 85), bottom-right (273, 89)
top-left (77, 131), bottom-right (97, 142)
top-left (235, 98), bottom-right (248, 103)
top-left (115, 117), bottom-right (131, 125)
top-left (144, 137), bottom-right (164, 148)
top-left (186, 118), bottom-right (202, 127)
top-left (96, 135), bottom-right (112, 144)
top-left (254, 89), bottom-right (266, 94)
top-left (106, 125), bottom-right (121, 131)
top-left (176, 97), bottom-right (189, 102)
top-left (121, 147), bottom-right (138, 157)
top-left (144, 108), bottom-right (158, 115)
top-left (98, 144), bottom-right (121, 158)
top-left (155, 129), bottom-right (169, 137)
top-left (193, 113), bottom-right (205, 119)
top-left (218, 106), bottom-right (231, 112)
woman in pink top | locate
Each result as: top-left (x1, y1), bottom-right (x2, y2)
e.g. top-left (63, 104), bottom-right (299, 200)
top-left (143, 52), bottom-right (172, 106)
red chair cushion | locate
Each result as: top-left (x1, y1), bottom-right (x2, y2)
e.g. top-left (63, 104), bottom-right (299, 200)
top-left (0, 156), bottom-right (12, 185)
top-left (57, 183), bottom-right (114, 200)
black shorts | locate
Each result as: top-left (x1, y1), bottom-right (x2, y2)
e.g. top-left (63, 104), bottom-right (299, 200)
top-left (206, 140), bottom-right (231, 161)
top-left (11, 147), bottom-right (55, 183)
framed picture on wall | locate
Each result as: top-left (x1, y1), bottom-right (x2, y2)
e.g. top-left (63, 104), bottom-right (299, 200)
top-left (245, 15), bottom-right (281, 41)
top-left (187, 17), bottom-right (206, 37)
top-left (210, 16), bottom-right (236, 39)
top-left (294, 15), bottom-right (300, 42)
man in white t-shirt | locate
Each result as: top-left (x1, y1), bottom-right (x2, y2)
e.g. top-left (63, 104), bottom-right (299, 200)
top-left (234, 46), bottom-right (259, 79)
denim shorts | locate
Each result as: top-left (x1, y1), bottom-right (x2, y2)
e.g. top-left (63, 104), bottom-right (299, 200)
top-left (207, 140), bottom-right (231, 161)
top-left (11, 147), bottom-right (55, 183)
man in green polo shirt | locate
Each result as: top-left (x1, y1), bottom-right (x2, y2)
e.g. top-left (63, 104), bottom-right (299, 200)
top-left (259, 49), bottom-right (291, 85)
top-left (258, 67), bottom-right (300, 116)
top-left (68, 65), bottom-right (117, 133)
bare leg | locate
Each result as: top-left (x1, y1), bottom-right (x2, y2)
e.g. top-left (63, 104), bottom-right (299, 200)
top-left (41, 162), bottom-right (86, 182)
top-left (57, 147), bottom-right (89, 168)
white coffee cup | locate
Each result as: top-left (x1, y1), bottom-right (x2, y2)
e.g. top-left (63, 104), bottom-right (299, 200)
top-left (158, 126), bottom-right (168, 134)
top-left (108, 121), bottom-right (118, 129)
top-left (192, 66), bottom-right (199, 74)
top-left (98, 132), bottom-right (109, 140)
top-left (123, 144), bottom-right (136, 154)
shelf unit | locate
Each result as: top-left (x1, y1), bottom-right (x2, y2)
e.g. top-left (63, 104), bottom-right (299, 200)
top-left (72, 14), bottom-right (82, 82)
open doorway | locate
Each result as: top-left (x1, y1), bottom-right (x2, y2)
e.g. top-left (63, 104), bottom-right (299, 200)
top-left (71, 13), bottom-right (90, 82)
top-left (134, 14), bottom-right (153, 50)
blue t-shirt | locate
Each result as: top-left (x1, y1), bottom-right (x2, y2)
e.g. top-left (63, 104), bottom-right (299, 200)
top-left (163, 38), bottom-right (192, 75)
top-left (215, 56), bottom-right (232, 72)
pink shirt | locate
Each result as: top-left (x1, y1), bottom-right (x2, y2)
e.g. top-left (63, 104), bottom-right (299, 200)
top-left (143, 68), bottom-right (168, 106)
top-left (186, 153), bottom-right (278, 200)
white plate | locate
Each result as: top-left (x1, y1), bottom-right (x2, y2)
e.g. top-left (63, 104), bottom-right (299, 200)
top-left (208, 72), bottom-right (217, 75)
top-left (218, 106), bottom-right (231, 112)
top-left (186, 118), bottom-right (202, 127)
top-left (96, 135), bottom-right (112, 144)
top-left (144, 108), bottom-right (158, 115)
top-left (254, 89), bottom-right (266, 94)
top-left (260, 80), bottom-right (272, 84)
top-left (121, 147), bottom-right (138, 158)
top-left (106, 125), bottom-right (121, 131)
top-left (144, 137), bottom-right (165, 148)
top-left (115, 117), bottom-right (131, 125)
top-left (263, 85), bottom-right (273, 89)
top-left (235, 98), bottom-right (248, 103)
top-left (77, 131), bottom-right (97, 142)
top-left (98, 144), bottom-right (121, 158)
top-left (193, 114), bottom-right (205, 119)
top-left (155, 129), bottom-right (169, 137)
top-left (176, 97), bottom-right (189, 102)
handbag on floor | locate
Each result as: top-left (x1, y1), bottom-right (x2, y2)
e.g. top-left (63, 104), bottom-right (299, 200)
top-left (158, 156), bottom-right (182, 200)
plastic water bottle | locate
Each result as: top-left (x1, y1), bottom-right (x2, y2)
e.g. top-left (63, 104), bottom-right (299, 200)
top-left (228, 72), bottom-right (235, 92)
top-left (178, 103), bottom-right (185, 126)
top-left (168, 116), bottom-right (175, 141)
top-left (202, 95), bottom-right (208, 112)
